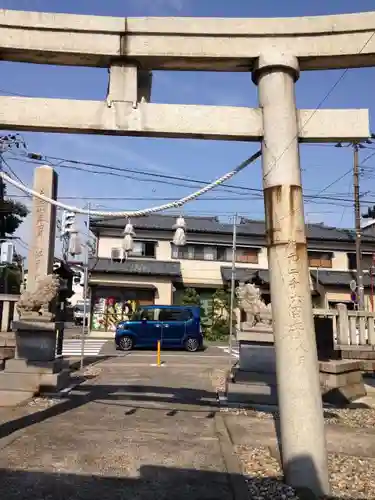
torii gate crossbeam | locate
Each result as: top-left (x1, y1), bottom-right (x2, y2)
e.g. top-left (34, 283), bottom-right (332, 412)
top-left (2, 9), bottom-right (374, 497)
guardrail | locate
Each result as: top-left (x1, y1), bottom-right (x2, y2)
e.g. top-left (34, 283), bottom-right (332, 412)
top-left (240, 304), bottom-right (375, 351)
top-left (0, 294), bottom-right (19, 332)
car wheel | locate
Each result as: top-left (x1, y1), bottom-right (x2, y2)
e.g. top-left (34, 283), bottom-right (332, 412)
top-left (118, 335), bottom-right (134, 351)
top-left (185, 337), bottom-right (199, 352)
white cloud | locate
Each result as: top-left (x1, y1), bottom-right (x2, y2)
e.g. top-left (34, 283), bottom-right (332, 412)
top-left (59, 134), bottom-right (181, 177)
top-left (135, 0), bottom-right (186, 14)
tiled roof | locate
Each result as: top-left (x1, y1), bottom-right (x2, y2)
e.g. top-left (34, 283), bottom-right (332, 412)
top-left (91, 214), bottom-right (375, 243)
top-left (310, 270), bottom-right (372, 288)
top-left (88, 258), bottom-right (181, 277)
top-left (221, 267), bottom-right (270, 283)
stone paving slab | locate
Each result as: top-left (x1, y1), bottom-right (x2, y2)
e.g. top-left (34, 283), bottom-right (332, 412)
top-left (0, 359), bottom-right (235, 500)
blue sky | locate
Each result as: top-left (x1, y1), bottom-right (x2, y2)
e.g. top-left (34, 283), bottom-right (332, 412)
top-left (1, 0), bottom-right (375, 254)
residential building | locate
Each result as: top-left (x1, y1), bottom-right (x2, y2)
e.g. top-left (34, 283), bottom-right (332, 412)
top-left (88, 214), bottom-right (375, 335)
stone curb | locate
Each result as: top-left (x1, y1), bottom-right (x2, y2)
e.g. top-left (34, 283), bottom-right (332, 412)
top-left (214, 413), bottom-right (250, 500)
top-left (217, 391), bottom-right (280, 412)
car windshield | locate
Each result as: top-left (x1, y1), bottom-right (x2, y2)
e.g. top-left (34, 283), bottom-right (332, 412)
top-left (75, 304), bottom-right (89, 313)
top-left (130, 309), bottom-right (154, 321)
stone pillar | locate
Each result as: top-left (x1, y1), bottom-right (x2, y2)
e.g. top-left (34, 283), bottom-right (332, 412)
top-left (252, 53), bottom-right (329, 496)
top-left (107, 63), bottom-right (152, 106)
top-left (27, 166), bottom-right (58, 291)
top-left (1, 300), bottom-right (10, 332)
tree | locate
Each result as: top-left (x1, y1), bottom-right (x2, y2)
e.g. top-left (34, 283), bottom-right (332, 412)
top-left (180, 287), bottom-right (208, 331)
top-left (181, 287), bottom-right (201, 306)
top-left (205, 288), bottom-right (238, 341)
top-left (0, 185), bottom-right (29, 236)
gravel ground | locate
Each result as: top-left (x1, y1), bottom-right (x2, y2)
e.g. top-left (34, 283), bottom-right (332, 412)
top-left (27, 397), bottom-right (61, 409)
top-left (236, 445), bottom-right (375, 499)
top-left (81, 365), bottom-right (102, 378)
top-left (220, 406), bottom-right (375, 429)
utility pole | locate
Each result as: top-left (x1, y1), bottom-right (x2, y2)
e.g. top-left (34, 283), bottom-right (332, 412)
top-left (80, 203), bottom-right (90, 370)
top-left (228, 213), bottom-right (237, 364)
top-left (353, 143), bottom-right (365, 309)
top-left (0, 152), bottom-right (4, 242)
top-left (0, 134), bottom-right (26, 241)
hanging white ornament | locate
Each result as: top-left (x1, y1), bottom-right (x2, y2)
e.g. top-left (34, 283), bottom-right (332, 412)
top-left (68, 225), bottom-right (82, 256)
top-left (172, 216), bottom-right (187, 246)
top-left (122, 221), bottom-right (135, 254)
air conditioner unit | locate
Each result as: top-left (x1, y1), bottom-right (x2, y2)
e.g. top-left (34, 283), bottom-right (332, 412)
top-left (111, 248), bottom-right (123, 263)
top-left (0, 242), bottom-right (14, 264)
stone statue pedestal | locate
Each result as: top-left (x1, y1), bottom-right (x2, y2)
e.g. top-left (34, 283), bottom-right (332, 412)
top-left (228, 326), bottom-right (366, 407)
top-left (13, 318), bottom-right (59, 361)
top-left (0, 317), bottom-right (70, 407)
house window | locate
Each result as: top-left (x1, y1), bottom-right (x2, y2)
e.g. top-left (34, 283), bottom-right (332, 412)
top-left (204, 246), bottom-right (216, 261)
top-left (348, 252), bottom-right (374, 271)
top-left (171, 244), bottom-right (258, 263)
top-left (236, 248), bottom-right (259, 264)
top-left (173, 245), bottom-right (194, 259)
top-left (130, 241), bottom-right (156, 258)
top-left (217, 247), bottom-right (231, 261)
top-left (308, 251), bottom-right (332, 268)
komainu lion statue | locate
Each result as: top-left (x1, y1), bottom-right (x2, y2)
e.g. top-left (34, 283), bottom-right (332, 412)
top-left (16, 274), bottom-right (60, 317)
top-left (236, 282), bottom-right (272, 326)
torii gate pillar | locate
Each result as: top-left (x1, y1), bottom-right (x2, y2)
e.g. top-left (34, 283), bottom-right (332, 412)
top-left (253, 53), bottom-right (329, 496)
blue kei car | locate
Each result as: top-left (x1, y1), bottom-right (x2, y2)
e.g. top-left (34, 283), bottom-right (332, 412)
top-left (115, 305), bottom-right (203, 352)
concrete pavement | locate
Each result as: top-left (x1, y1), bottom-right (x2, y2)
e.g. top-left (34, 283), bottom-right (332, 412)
top-left (0, 354), bottom-right (243, 500)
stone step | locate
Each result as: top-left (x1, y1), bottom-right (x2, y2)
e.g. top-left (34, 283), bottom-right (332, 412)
top-left (227, 382), bottom-right (278, 405)
top-left (0, 390), bottom-right (35, 407)
top-left (4, 357), bottom-right (67, 374)
top-left (0, 372), bottom-right (40, 392)
top-left (232, 369), bottom-right (276, 385)
top-left (0, 369), bottom-right (70, 393)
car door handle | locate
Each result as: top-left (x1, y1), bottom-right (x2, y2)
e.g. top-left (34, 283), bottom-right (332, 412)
top-left (163, 324), bottom-right (169, 328)
top-left (155, 324), bottom-right (161, 328)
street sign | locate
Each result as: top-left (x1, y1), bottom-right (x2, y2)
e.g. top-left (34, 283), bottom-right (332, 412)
top-left (350, 280), bottom-right (357, 292)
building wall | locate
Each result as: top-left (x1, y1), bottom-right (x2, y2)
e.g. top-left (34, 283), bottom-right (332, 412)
top-left (89, 273), bottom-right (173, 304)
top-left (332, 251), bottom-right (349, 271)
top-left (157, 240), bottom-right (172, 260)
top-left (96, 235), bottom-right (364, 308)
top-left (98, 236), bottom-right (351, 269)
top-left (98, 236), bottom-right (269, 286)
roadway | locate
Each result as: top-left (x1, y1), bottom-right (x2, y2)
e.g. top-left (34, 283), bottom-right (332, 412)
top-left (62, 335), bottom-right (239, 359)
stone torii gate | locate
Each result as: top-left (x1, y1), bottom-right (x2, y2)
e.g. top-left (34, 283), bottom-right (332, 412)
top-left (0, 9), bottom-right (373, 496)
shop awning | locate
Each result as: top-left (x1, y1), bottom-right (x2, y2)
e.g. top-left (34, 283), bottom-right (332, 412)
top-left (221, 267), bottom-right (317, 293)
top-left (88, 280), bottom-right (157, 289)
top-left (221, 267), bottom-right (270, 284)
top-left (310, 270), bottom-right (372, 288)
top-left (88, 258), bottom-right (181, 277)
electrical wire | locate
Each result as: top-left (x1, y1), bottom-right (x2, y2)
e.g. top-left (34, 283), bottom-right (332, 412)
top-left (262, 30), bottom-right (375, 183)
top-left (7, 152), bottom-right (262, 196)
top-left (6, 153), bottom-right (368, 203)
top-left (0, 150), bottom-right (262, 217)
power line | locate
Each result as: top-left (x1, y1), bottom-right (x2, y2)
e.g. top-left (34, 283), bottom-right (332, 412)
top-left (0, 88), bottom-right (30, 98)
top-left (7, 152), bottom-right (261, 195)
top-left (6, 153), bottom-right (365, 202)
top-left (7, 190), bottom-right (374, 205)
top-left (262, 29), bottom-right (375, 183)
top-left (2, 157), bottom-right (28, 189)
